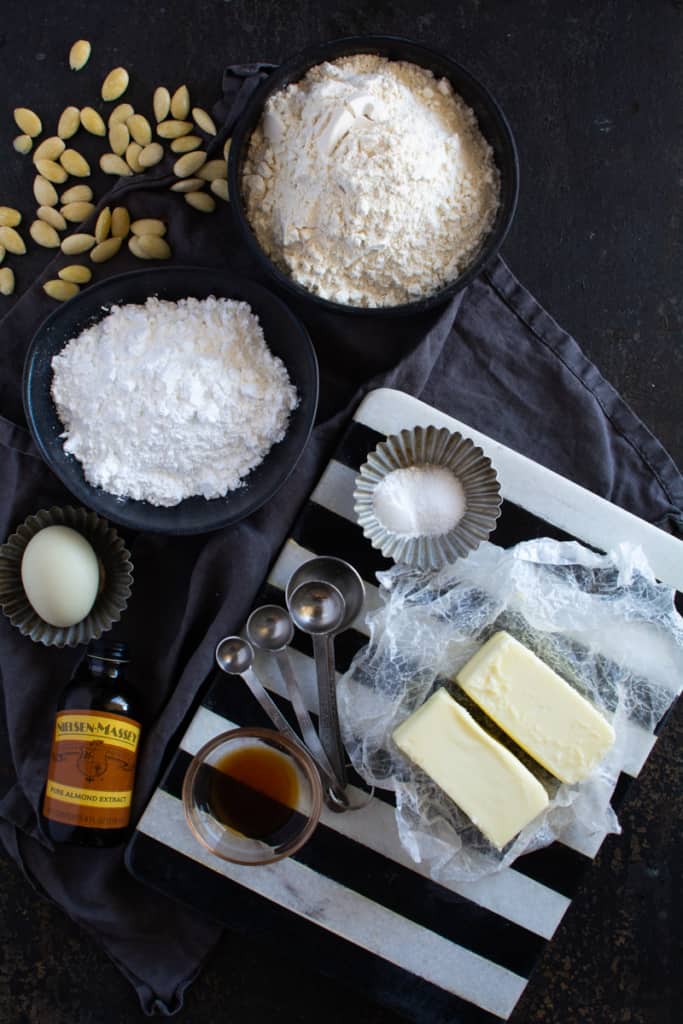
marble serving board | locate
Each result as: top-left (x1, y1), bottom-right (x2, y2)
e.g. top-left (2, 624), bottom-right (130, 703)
top-left (126, 387), bottom-right (683, 1024)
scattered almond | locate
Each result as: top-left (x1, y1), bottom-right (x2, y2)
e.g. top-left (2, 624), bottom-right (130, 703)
top-left (130, 218), bottom-right (166, 237)
top-left (34, 176), bottom-right (58, 206)
top-left (185, 191), bottom-right (215, 213)
top-left (129, 234), bottom-right (171, 260)
top-left (13, 135), bottom-right (33, 154)
top-left (110, 206), bottom-right (130, 238)
top-left (169, 177), bottom-right (203, 193)
top-left (0, 225), bottom-right (26, 254)
top-left (223, 138), bottom-right (232, 161)
top-left (198, 159), bottom-right (227, 182)
top-left (157, 119), bottom-right (192, 139)
top-left (61, 184), bottom-right (93, 204)
top-left (102, 67), bottom-right (129, 102)
top-left (0, 245), bottom-right (4, 264)
top-left (138, 142), bottom-right (164, 168)
top-left (14, 108), bottom-right (42, 138)
top-left (0, 267), bottom-right (15, 295)
top-left (36, 158), bottom-right (68, 184)
top-left (173, 150), bottom-right (207, 178)
top-left (125, 142), bottom-right (143, 173)
top-left (90, 236), bottom-right (122, 263)
top-left (80, 107), bottom-right (106, 137)
top-left (95, 206), bottom-right (111, 243)
top-left (170, 134), bottom-right (201, 153)
top-left (37, 206), bottom-right (67, 230)
top-left (57, 106), bottom-right (81, 140)
top-left (30, 219), bottom-right (60, 248)
top-left (210, 178), bottom-right (229, 202)
top-left (109, 103), bottom-right (135, 127)
top-left (61, 201), bottom-right (96, 223)
top-left (0, 207), bottom-right (21, 227)
top-left (171, 85), bottom-right (190, 120)
top-left (69, 39), bottom-right (91, 71)
top-left (153, 87), bottom-right (171, 123)
top-left (100, 153), bottom-right (133, 177)
top-left (193, 107), bottom-right (217, 136)
top-left (109, 122), bottom-right (129, 156)
top-left (61, 233), bottom-right (96, 255)
top-left (34, 136), bottom-right (65, 163)
top-left (44, 279), bottom-right (79, 301)
top-left (58, 264), bottom-right (92, 284)
top-left (60, 149), bottom-right (91, 177)
top-left (127, 113), bottom-right (152, 146)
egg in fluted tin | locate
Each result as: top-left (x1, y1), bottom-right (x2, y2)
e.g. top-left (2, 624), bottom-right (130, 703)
top-left (20, 525), bottom-right (100, 628)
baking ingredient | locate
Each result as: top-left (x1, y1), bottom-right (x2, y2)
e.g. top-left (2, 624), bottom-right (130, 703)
top-left (29, 220), bottom-right (60, 248)
top-left (37, 206), bottom-right (67, 231)
top-left (171, 85), bottom-right (190, 120)
top-left (153, 87), bottom-right (171, 123)
top-left (211, 178), bottom-right (229, 203)
top-left (128, 235), bottom-right (171, 259)
top-left (50, 296), bottom-right (299, 506)
top-left (192, 107), bottom-right (216, 135)
top-left (69, 39), bottom-right (91, 71)
top-left (20, 525), bottom-right (99, 628)
top-left (185, 191), bottom-right (215, 213)
top-left (60, 149), bottom-right (90, 177)
top-left (169, 177), bottom-right (203, 192)
top-left (13, 135), bottom-right (33, 154)
top-left (34, 176), bottom-right (58, 206)
top-left (80, 107), bottom-right (106, 137)
top-left (0, 207), bottom-right (21, 227)
top-left (125, 142), bottom-right (143, 172)
top-left (61, 184), bottom-right (93, 204)
top-left (101, 67), bottom-right (129, 102)
top-left (44, 279), bottom-right (79, 301)
top-left (36, 158), bottom-right (68, 184)
top-left (198, 159), bottom-right (227, 182)
top-left (373, 465), bottom-right (466, 536)
top-left (0, 268), bottom-right (15, 295)
top-left (34, 136), bottom-right (66, 163)
top-left (110, 207), bottom-right (130, 237)
top-left (173, 151), bottom-right (206, 178)
top-left (99, 153), bottom-right (132, 176)
top-left (14, 107), bottom-right (42, 137)
top-left (456, 631), bottom-right (616, 784)
top-left (90, 237), bottom-right (122, 263)
top-left (393, 687), bottom-right (549, 850)
top-left (127, 114), bottom-right (152, 146)
top-left (170, 135), bottom-right (201, 153)
top-left (94, 207), bottom-right (111, 242)
top-left (157, 119), bottom-right (192, 139)
top-left (138, 142), bottom-right (164, 167)
top-left (108, 102), bottom-right (134, 127)
top-left (0, 244), bottom-right (4, 264)
top-left (61, 201), bottom-right (96, 222)
top-left (57, 106), bottom-right (80, 139)
top-left (0, 226), bottom-right (26, 255)
top-left (109, 122), bottom-right (129, 155)
top-left (61, 233), bottom-right (95, 254)
top-left (243, 54), bottom-right (500, 307)
top-left (58, 265), bottom-right (92, 284)
top-left (130, 218), bottom-right (165, 236)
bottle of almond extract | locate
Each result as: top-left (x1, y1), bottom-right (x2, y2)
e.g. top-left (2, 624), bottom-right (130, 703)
top-left (41, 640), bottom-right (143, 847)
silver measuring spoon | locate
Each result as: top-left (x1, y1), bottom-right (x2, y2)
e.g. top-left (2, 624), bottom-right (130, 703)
top-left (287, 581), bottom-right (348, 788)
top-left (214, 635), bottom-right (302, 750)
top-left (246, 605), bottom-right (349, 810)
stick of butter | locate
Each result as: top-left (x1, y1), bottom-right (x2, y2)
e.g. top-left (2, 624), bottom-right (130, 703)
top-left (392, 688), bottom-right (549, 850)
top-left (456, 631), bottom-right (615, 785)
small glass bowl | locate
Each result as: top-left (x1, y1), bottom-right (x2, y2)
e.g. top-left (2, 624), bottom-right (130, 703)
top-left (182, 727), bottom-right (323, 866)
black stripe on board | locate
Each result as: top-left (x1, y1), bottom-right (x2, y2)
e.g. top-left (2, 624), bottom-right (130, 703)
top-left (125, 831), bottom-right (504, 1024)
top-left (291, 500), bottom-right (393, 578)
top-left (161, 749), bottom-right (545, 979)
top-left (512, 841), bottom-right (591, 900)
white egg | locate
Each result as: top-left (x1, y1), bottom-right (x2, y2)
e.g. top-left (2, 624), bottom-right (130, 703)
top-left (21, 525), bottom-right (100, 628)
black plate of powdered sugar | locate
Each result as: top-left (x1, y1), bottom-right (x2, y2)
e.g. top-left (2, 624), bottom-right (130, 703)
top-left (23, 267), bottom-right (319, 534)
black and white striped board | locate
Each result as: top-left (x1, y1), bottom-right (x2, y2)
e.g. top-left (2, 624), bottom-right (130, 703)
top-left (126, 388), bottom-right (683, 1023)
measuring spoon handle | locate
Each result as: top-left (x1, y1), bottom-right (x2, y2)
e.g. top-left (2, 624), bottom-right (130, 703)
top-left (242, 667), bottom-right (302, 748)
top-left (311, 634), bottom-right (348, 788)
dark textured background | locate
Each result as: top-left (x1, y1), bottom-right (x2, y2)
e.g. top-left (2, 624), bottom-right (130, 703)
top-left (0, 2), bottom-right (681, 1022)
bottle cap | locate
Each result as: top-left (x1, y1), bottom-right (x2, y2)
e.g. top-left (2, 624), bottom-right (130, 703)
top-left (87, 639), bottom-right (130, 663)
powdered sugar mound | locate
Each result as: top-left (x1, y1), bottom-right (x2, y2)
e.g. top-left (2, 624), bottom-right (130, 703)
top-left (51, 296), bottom-right (299, 506)
top-left (243, 54), bottom-right (500, 307)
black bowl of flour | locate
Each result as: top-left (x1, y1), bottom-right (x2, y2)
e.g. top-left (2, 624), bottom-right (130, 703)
top-left (228, 35), bottom-right (519, 317)
top-left (23, 267), bottom-right (319, 535)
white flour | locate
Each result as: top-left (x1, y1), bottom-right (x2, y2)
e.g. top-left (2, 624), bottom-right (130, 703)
top-left (51, 296), bottom-right (299, 506)
top-left (243, 54), bottom-right (500, 307)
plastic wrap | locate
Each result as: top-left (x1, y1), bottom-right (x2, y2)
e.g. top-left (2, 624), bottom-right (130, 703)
top-left (338, 539), bottom-right (683, 881)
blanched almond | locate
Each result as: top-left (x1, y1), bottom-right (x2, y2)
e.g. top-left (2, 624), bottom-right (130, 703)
top-left (111, 206), bottom-right (130, 238)
top-left (37, 206), bottom-right (67, 230)
top-left (14, 107), bottom-right (42, 137)
top-left (99, 153), bottom-right (133, 177)
top-left (170, 134), bottom-right (201, 153)
top-left (80, 107), bottom-right (106, 137)
top-left (173, 150), bottom-right (206, 178)
top-left (69, 40), bottom-right (91, 71)
top-left (0, 244), bottom-right (4, 264)
top-left (0, 267), bottom-right (15, 295)
top-left (34, 136), bottom-right (65, 163)
top-left (125, 142), bottom-right (143, 173)
top-left (109, 122), bottom-right (129, 156)
top-left (13, 135), bottom-right (33, 154)
top-left (101, 67), bottom-right (129, 102)
top-left (30, 219), bottom-right (60, 248)
top-left (185, 191), bottom-right (215, 213)
top-left (198, 159), bottom-right (227, 182)
top-left (60, 233), bottom-right (95, 254)
top-left (192, 107), bottom-right (216, 135)
top-left (58, 264), bottom-right (92, 284)
top-left (170, 85), bottom-right (190, 120)
top-left (130, 218), bottom-right (166, 237)
top-left (90, 236), bottom-right (122, 263)
top-left (95, 206), bottom-right (111, 242)
top-left (108, 103), bottom-right (134, 127)
top-left (169, 177), bottom-right (203, 192)
top-left (44, 279), bottom-right (79, 301)
top-left (0, 225), bottom-right (26, 254)
top-left (223, 138), bottom-right (232, 161)
top-left (127, 113), bottom-right (152, 146)
top-left (210, 178), bottom-right (229, 202)
top-left (34, 176), bottom-right (58, 206)
top-left (61, 201), bottom-right (96, 222)
top-left (0, 207), bottom-right (21, 227)
top-left (138, 142), bottom-right (164, 168)
top-left (36, 158), bottom-right (68, 184)
top-left (57, 106), bottom-right (81, 140)
top-left (60, 149), bottom-right (90, 177)
top-left (157, 119), bottom-right (192, 139)
top-left (61, 184), bottom-right (93, 204)
top-left (129, 234), bottom-right (171, 260)
top-left (153, 87), bottom-right (171, 123)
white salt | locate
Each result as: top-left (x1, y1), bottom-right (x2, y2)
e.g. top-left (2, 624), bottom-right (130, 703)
top-left (372, 465), bottom-right (466, 537)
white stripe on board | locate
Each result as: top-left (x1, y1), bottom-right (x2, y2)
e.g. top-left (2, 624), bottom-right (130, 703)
top-left (139, 788), bottom-right (528, 1020)
top-left (311, 458), bottom-right (359, 523)
top-left (178, 706), bottom-right (570, 940)
top-left (354, 388), bottom-right (683, 592)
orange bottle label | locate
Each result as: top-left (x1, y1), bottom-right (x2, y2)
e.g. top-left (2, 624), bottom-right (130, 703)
top-left (42, 710), bottom-right (141, 830)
